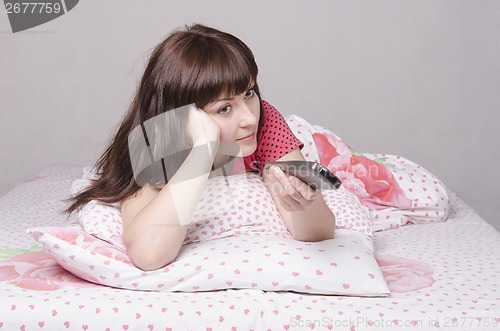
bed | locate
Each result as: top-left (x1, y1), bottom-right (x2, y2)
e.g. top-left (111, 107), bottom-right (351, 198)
top-left (1, 120), bottom-right (499, 331)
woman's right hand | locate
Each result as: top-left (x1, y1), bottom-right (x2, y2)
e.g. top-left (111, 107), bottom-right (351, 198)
top-left (186, 105), bottom-right (220, 146)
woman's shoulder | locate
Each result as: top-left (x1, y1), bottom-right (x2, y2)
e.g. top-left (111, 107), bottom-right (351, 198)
top-left (261, 99), bottom-right (280, 114)
top-left (260, 99), bottom-right (286, 125)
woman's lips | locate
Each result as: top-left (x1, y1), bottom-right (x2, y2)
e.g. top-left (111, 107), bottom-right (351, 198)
top-left (236, 132), bottom-right (255, 141)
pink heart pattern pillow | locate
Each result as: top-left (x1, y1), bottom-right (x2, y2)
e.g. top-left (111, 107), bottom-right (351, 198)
top-left (29, 226), bottom-right (389, 296)
top-left (73, 172), bottom-right (373, 249)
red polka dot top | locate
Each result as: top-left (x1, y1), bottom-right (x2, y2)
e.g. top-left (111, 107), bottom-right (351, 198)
top-left (243, 100), bottom-right (303, 172)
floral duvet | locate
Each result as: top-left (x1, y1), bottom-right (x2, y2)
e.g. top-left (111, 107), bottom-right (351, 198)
top-left (0, 163), bottom-right (499, 330)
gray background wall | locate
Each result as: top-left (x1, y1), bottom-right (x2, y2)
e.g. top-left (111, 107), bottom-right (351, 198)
top-left (1, 0), bottom-right (499, 230)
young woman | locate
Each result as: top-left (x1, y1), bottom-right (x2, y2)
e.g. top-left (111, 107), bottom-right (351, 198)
top-left (66, 24), bottom-right (335, 271)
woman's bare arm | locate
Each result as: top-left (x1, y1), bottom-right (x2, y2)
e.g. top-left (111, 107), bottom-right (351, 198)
top-left (263, 148), bottom-right (335, 242)
top-left (122, 107), bottom-right (220, 271)
top-left (121, 141), bottom-right (218, 271)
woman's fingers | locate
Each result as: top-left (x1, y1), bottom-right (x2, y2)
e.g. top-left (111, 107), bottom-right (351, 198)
top-left (270, 167), bottom-right (297, 195)
top-left (187, 106), bottom-right (220, 145)
top-left (288, 176), bottom-right (318, 201)
top-left (268, 166), bottom-right (318, 211)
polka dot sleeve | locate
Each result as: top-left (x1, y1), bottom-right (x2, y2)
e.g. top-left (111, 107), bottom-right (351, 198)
top-left (244, 100), bottom-right (303, 172)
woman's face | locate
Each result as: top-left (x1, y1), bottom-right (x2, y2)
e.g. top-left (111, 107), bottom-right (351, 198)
top-left (203, 87), bottom-right (260, 157)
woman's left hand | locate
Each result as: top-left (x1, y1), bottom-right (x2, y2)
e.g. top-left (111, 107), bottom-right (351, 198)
top-left (265, 166), bottom-right (321, 212)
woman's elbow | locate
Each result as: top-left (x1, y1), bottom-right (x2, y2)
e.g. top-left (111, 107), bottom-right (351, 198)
top-left (125, 243), bottom-right (177, 271)
top-left (292, 230), bottom-right (335, 242)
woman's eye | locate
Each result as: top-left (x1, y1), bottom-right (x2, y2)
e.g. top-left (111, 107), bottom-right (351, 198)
top-left (218, 105), bottom-right (232, 114)
top-left (245, 89), bottom-right (255, 98)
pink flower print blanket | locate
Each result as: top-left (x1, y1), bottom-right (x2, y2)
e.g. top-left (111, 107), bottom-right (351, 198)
top-left (285, 115), bottom-right (450, 231)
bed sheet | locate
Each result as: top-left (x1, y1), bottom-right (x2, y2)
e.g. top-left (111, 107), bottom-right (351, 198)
top-left (0, 164), bottom-right (499, 331)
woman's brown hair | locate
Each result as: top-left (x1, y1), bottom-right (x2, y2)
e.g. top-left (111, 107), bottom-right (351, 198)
top-left (65, 24), bottom-right (262, 215)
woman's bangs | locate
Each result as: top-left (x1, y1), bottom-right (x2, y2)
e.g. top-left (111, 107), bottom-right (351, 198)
top-left (194, 48), bottom-right (257, 107)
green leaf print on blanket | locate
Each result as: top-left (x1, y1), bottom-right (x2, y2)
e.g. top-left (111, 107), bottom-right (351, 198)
top-left (0, 245), bottom-right (41, 260)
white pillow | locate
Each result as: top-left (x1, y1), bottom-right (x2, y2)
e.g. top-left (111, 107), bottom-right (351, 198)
top-left (71, 167), bottom-right (126, 249)
top-left (54, 164), bottom-right (386, 295)
top-left (74, 171), bottom-right (373, 249)
top-left (29, 226), bottom-right (389, 296)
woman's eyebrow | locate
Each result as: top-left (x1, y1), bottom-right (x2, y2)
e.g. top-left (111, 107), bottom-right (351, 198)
top-left (208, 84), bottom-right (254, 106)
top-left (214, 96), bottom-right (235, 102)
top-left (207, 96), bottom-right (235, 108)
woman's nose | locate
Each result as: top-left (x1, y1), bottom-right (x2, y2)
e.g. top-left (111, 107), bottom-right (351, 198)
top-left (238, 103), bottom-right (258, 127)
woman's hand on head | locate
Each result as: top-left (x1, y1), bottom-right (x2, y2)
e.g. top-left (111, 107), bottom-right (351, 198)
top-left (187, 105), bottom-right (220, 145)
top-left (265, 166), bottom-right (321, 212)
